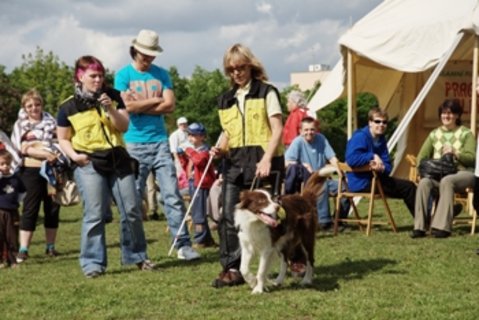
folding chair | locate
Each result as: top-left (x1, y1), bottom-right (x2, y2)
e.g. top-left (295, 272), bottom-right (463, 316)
top-left (333, 162), bottom-right (397, 236)
top-left (406, 154), bottom-right (477, 235)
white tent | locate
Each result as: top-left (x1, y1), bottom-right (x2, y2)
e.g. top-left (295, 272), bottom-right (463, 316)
top-left (308, 0), bottom-right (479, 178)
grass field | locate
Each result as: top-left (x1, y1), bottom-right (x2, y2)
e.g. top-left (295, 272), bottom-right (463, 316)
top-left (1, 200), bottom-right (478, 320)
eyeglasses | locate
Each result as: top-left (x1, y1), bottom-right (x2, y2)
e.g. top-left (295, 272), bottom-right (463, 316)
top-left (226, 64), bottom-right (249, 74)
top-left (372, 119), bottom-right (388, 125)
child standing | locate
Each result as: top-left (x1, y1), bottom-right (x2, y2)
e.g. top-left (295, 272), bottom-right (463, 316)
top-left (0, 149), bottom-right (26, 268)
top-left (181, 123), bottom-right (216, 248)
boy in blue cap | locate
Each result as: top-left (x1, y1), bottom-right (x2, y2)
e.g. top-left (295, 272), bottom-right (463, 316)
top-left (180, 123), bottom-right (216, 248)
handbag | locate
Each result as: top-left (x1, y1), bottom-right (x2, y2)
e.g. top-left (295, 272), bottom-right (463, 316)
top-left (89, 146), bottom-right (138, 178)
top-left (53, 179), bottom-right (80, 206)
top-left (418, 153), bottom-right (457, 181)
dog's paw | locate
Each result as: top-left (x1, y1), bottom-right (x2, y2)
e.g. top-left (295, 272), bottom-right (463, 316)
top-left (251, 285), bottom-right (265, 294)
top-left (268, 278), bottom-right (281, 287)
top-left (244, 274), bottom-right (257, 288)
top-left (299, 277), bottom-right (313, 286)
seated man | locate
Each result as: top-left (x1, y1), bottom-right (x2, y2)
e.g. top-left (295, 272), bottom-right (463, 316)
top-left (285, 116), bottom-right (349, 230)
top-left (345, 107), bottom-right (416, 217)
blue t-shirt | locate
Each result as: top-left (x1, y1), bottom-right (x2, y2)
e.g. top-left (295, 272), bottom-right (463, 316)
top-left (114, 63), bottom-right (173, 143)
top-left (285, 133), bottom-right (335, 171)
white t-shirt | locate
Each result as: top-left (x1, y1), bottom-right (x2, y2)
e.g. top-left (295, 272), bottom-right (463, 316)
top-left (169, 128), bottom-right (188, 154)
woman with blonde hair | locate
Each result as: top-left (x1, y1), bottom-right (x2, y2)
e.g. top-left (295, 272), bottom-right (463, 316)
top-left (11, 89), bottom-right (61, 262)
top-left (211, 43), bottom-right (284, 288)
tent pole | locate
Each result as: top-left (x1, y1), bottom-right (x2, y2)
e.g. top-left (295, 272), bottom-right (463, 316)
top-left (471, 36), bottom-right (478, 136)
top-left (387, 33), bottom-right (464, 151)
top-left (347, 49), bottom-right (357, 138)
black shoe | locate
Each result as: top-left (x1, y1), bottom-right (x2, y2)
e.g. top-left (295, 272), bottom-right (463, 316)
top-left (431, 228), bottom-right (451, 238)
top-left (150, 212), bottom-right (161, 221)
top-left (45, 248), bottom-right (60, 257)
top-left (453, 204), bottom-right (463, 217)
top-left (318, 222), bottom-right (333, 232)
top-left (410, 230), bottom-right (426, 239)
top-left (211, 270), bottom-right (245, 288)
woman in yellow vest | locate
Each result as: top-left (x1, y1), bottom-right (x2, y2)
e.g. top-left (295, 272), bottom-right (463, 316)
top-left (57, 55), bottom-right (154, 278)
top-left (211, 43), bottom-right (284, 288)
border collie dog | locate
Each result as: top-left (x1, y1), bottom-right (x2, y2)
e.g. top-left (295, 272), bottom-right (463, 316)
top-left (234, 172), bottom-right (325, 294)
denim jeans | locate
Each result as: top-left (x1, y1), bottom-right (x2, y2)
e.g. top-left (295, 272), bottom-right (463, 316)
top-left (317, 179), bottom-right (350, 224)
top-left (74, 162), bottom-right (148, 275)
top-left (126, 141), bottom-right (191, 248)
top-left (188, 179), bottom-right (213, 244)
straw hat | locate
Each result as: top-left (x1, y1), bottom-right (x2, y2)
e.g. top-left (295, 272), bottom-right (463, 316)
top-left (132, 29), bottom-right (163, 56)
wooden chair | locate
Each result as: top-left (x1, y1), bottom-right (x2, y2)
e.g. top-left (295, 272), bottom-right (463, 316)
top-left (406, 154), bottom-right (477, 235)
top-left (333, 162), bottom-right (397, 236)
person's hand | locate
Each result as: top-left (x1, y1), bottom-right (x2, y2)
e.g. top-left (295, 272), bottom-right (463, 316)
top-left (255, 158), bottom-right (271, 178)
top-left (302, 163), bottom-right (313, 173)
top-left (73, 153), bottom-right (90, 167)
top-left (442, 142), bottom-right (454, 155)
top-left (369, 154), bottom-right (385, 172)
top-left (98, 93), bottom-right (113, 111)
top-left (45, 152), bottom-right (58, 164)
top-left (210, 147), bottom-right (224, 159)
top-left (121, 90), bottom-right (138, 103)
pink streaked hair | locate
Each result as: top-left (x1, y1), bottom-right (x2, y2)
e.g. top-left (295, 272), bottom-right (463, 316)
top-left (74, 56), bottom-right (105, 82)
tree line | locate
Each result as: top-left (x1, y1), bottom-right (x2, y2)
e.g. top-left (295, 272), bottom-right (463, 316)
top-left (0, 47), bottom-right (383, 160)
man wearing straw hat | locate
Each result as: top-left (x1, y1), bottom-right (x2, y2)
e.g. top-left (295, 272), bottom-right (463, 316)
top-left (114, 29), bottom-right (200, 261)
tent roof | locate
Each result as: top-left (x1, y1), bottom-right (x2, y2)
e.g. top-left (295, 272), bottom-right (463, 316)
top-left (308, 0), bottom-right (479, 111)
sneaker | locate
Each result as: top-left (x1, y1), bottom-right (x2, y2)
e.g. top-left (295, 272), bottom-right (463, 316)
top-left (45, 248), bottom-right (60, 257)
top-left (137, 259), bottom-right (156, 271)
top-left (85, 271), bottom-right (103, 279)
top-left (192, 238), bottom-right (218, 249)
top-left (16, 251), bottom-right (29, 264)
top-left (177, 246), bottom-right (201, 261)
top-left (211, 269), bottom-right (245, 288)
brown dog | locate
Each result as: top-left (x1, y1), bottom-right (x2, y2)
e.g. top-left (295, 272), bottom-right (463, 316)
top-left (234, 172), bottom-right (325, 293)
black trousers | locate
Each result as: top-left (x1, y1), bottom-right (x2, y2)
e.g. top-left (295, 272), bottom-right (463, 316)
top-left (363, 175), bottom-right (417, 217)
top-left (19, 167), bottom-right (60, 231)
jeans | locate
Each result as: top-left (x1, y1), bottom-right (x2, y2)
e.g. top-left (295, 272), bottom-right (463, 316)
top-left (317, 179), bottom-right (349, 224)
top-left (74, 162), bottom-right (148, 275)
top-left (188, 179), bottom-right (214, 244)
top-left (126, 141), bottom-right (191, 248)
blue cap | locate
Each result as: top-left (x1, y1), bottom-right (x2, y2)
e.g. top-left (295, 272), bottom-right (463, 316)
top-left (187, 122), bottom-right (206, 135)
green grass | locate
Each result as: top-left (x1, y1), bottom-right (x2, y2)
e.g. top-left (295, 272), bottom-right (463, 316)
top-left (1, 200), bottom-right (478, 320)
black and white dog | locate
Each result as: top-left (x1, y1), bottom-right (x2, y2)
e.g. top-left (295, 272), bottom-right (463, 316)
top-left (234, 172), bottom-right (325, 294)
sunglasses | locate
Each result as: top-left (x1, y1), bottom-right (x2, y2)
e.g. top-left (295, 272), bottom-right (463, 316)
top-left (372, 119), bottom-right (388, 125)
top-left (226, 64), bottom-right (249, 74)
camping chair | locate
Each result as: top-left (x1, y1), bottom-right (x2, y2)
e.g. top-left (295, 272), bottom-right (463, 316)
top-left (333, 162), bottom-right (397, 236)
top-left (406, 154), bottom-right (477, 235)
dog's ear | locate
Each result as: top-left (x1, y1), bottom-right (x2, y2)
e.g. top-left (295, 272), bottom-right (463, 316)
top-left (239, 190), bottom-right (253, 208)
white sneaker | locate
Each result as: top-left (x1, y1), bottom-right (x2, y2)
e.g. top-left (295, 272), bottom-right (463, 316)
top-left (177, 246), bottom-right (201, 261)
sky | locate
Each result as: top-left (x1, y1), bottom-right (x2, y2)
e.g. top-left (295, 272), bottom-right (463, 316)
top-left (0, 0), bottom-right (382, 88)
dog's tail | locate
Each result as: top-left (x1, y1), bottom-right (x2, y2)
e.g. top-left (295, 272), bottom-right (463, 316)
top-left (301, 172), bottom-right (327, 207)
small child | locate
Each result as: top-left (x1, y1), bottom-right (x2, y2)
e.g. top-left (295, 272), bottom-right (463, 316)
top-left (180, 123), bottom-right (216, 248)
top-left (0, 148), bottom-right (26, 268)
